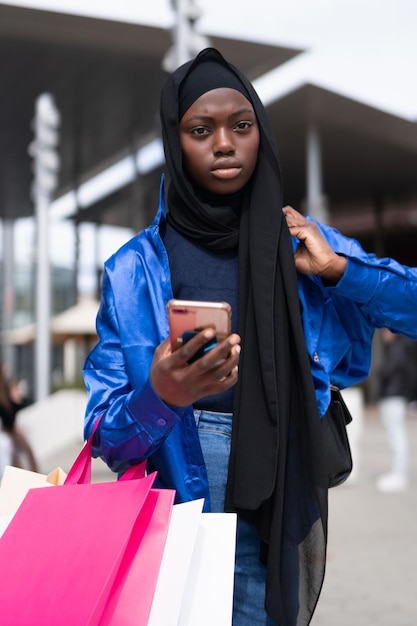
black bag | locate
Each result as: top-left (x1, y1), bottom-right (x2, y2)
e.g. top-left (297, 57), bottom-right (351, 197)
top-left (322, 386), bottom-right (353, 488)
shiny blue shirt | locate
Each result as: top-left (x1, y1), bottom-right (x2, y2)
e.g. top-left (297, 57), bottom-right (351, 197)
top-left (83, 177), bottom-right (417, 506)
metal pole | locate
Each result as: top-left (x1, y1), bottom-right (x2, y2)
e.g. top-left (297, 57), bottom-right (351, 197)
top-left (174, 0), bottom-right (190, 66)
top-left (35, 193), bottom-right (51, 400)
top-left (306, 123), bottom-right (329, 223)
top-left (31, 93), bottom-right (60, 401)
top-left (1, 218), bottom-right (16, 375)
top-left (162, 0), bottom-right (210, 72)
top-left (35, 188), bottom-right (51, 400)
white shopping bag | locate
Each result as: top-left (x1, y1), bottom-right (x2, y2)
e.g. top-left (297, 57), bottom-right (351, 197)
top-left (0, 465), bottom-right (67, 516)
top-left (178, 512), bottom-right (237, 626)
top-left (148, 499), bottom-right (237, 626)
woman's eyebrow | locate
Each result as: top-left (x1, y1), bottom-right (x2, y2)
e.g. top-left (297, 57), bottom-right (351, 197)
top-left (185, 108), bottom-right (256, 122)
top-left (232, 107), bottom-right (256, 116)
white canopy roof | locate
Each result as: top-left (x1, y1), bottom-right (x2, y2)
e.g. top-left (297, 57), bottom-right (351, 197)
top-left (1, 297), bottom-right (99, 345)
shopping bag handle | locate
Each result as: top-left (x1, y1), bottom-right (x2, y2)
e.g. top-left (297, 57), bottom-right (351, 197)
top-left (64, 417), bottom-right (147, 485)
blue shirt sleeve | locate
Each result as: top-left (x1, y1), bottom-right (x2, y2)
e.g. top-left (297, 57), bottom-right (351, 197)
top-left (83, 267), bottom-right (185, 474)
top-left (333, 256), bottom-right (417, 339)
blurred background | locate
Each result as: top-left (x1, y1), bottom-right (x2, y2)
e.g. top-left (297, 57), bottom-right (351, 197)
top-left (0, 1), bottom-right (416, 624)
top-left (0, 0), bottom-right (416, 399)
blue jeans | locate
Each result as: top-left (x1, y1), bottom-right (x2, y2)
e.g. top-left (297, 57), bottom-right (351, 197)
top-left (195, 410), bottom-right (278, 626)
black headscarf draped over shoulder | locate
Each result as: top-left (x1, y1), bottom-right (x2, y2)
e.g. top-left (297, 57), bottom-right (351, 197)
top-left (160, 48), bottom-right (328, 626)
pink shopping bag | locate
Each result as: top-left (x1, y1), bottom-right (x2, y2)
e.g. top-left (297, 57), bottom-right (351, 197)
top-left (0, 420), bottom-right (175, 626)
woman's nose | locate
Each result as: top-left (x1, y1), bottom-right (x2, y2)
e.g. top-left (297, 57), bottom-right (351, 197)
top-left (213, 128), bottom-right (235, 154)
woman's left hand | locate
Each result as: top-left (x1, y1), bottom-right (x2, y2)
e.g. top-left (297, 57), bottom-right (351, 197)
top-left (282, 205), bottom-right (347, 282)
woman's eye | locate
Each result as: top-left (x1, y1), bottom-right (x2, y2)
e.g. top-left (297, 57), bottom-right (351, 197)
top-left (235, 121), bottom-right (251, 130)
top-left (191, 126), bottom-right (208, 135)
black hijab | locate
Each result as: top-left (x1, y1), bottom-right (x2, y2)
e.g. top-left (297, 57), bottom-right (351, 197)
top-left (160, 48), bottom-right (328, 626)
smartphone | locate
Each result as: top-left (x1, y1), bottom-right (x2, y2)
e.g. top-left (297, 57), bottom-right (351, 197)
top-left (167, 299), bottom-right (232, 359)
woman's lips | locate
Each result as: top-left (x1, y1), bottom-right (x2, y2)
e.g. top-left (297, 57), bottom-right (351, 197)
top-left (212, 166), bottom-right (242, 180)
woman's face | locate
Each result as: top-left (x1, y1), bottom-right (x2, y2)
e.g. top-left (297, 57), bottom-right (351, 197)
top-left (179, 87), bottom-right (260, 195)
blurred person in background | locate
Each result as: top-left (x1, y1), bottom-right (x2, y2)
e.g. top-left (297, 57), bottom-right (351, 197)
top-left (0, 428), bottom-right (13, 480)
top-left (375, 329), bottom-right (417, 492)
top-left (0, 365), bottom-right (38, 474)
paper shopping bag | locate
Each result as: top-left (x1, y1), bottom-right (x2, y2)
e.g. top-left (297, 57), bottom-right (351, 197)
top-left (99, 486), bottom-right (174, 626)
top-left (178, 512), bottom-right (237, 626)
top-left (148, 500), bottom-right (237, 626)
top-left (0, 420), bottom-right (175, 626)
top-left (0, 464), bottom-right (67, 516)
top-left (148, 499), bottom-right (205, 626)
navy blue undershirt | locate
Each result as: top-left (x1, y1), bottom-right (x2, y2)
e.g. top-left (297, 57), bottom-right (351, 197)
top-left (162, 222), bottom-right (238, 412)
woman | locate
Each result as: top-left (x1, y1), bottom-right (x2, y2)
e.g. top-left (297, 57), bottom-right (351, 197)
top-left (83, 48), bottom-right (413, 625)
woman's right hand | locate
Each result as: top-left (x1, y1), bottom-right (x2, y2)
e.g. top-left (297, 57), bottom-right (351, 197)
top-left (150, 329), bottom-right (241, 407)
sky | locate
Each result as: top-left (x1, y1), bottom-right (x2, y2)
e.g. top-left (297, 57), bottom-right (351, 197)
top-left (4, 0), bottom-right (417, 293)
